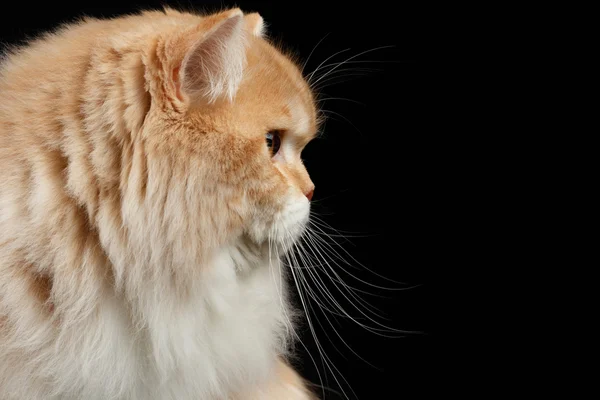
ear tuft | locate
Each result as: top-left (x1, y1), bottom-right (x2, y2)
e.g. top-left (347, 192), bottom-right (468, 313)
top-left (245, 13), bottom-right (265, 37)
top-left (180, 9), bottom-right (246, 104)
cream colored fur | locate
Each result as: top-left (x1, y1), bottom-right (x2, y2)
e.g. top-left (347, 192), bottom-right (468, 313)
top-left (0, 7), bottom-right (318, 400)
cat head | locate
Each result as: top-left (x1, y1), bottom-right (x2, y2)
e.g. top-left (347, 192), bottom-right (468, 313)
top-left (133, 8), bottom-right (318, 263)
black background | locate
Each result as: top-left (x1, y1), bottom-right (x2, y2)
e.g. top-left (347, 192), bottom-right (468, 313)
top-left (1, 1), bottom-right (456, 398)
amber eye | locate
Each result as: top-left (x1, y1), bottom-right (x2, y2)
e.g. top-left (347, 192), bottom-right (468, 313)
top-left (265, 130), bottom-right (282, 157)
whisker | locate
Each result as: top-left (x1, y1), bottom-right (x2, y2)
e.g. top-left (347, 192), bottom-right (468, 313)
top-left (306, 48), bottom-right (351, 83)
top-left (310, 231), bottom-right (412, 294)
top-left (269, 223), bottom-right (326, 397)
top-left (290, 242), bottom-right (357, 363)
top-left (309, 213), bottom-right (365, 236)
top-left (297, 268), bottom-right (380, 371)
top-left (302, 231), bottom-right (404, 333)
top-left (311, 66), bottom-right (380, 85)
top-left (268, 226), bottom-right (293, 339)
top-left (301, 233), bottom-right (389, 320)
top-left (299, 236), bottom-right (394, 305)
top-left (311, 45), bottom-right (395, 87)
top-left (289, 239), bottom-right (347, 318)
top-left (317, 97), bottom-right (365, 106)
top-left (308, 218), bottom-right (409, 286)
top-left (271, 188), bottom-right (414, 397)
top-left (301, 32), bottom-right (331, 73)
top-left (287, 244), bottom-right (356, 400)
top-left (312, 74), bottom-right (372, 91)
top-left (294, 237), bottom-right (360, 320)
top-left (319, 109), bottom-right (363, 136)
top-left (280, 223), bottom-right (357, 400)
top-left (314, 59), bottom-right (405, 70)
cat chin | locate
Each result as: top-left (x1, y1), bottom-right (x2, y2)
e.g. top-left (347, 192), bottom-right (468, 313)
top-left (246, 190), bottom-right (310, 250)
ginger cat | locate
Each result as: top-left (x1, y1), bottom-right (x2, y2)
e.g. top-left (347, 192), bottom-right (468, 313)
top-left (0, 7), bottom-right (318, 399)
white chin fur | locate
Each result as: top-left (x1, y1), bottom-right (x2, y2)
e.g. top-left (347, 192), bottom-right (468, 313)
top-left (248, 190), bottom-right (310, 249)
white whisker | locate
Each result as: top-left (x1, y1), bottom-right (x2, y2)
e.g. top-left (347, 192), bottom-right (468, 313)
top-left (317, 97), bottom-right (365, 106)
top-left (301, 231), bottom-right (406, 336)
top-left (311, 45), bottom-right (395, 87)
top-left (268, 222), bottom-right (327, 398)
top-left (306, 48), bottom-right (351, 83)
top-left (287, 243), bottom-right (356, 400)
top-left (318, 109), bottom-right (364, 136)
top-left (301, 33), bottom-right (331, 73)
top-left (308, 217), bottom-right (409, 286)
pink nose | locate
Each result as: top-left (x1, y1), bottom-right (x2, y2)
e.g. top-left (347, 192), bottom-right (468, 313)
top-left (305, 189), bottom-right (314, 201)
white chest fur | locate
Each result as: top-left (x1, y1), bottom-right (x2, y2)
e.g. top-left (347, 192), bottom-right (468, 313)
top-left (137, 248), bottom-right (291, 400)
top-left (57, 246), bottom-right (292, 400)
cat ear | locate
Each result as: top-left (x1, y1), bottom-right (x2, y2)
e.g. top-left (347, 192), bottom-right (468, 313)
top-left (244, 13), bottom-right (266, 37)
top-left (175, 9), bottom-right (247, 105)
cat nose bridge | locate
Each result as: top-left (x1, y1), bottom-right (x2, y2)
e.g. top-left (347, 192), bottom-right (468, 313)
top-left (280, 161), bottom-right (314, 201)
top-left (284, 162), bottom-right (314, 201)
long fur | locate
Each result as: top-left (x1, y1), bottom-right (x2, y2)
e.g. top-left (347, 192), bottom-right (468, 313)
top-left (0, 7), bottom-right (318, 399)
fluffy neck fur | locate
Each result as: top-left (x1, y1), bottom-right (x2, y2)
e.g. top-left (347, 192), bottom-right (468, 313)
top-left (2, 245), bottom-right (293, 400)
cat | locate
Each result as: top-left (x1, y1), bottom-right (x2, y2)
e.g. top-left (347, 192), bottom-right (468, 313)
top-left (0, 7), bottom-right (319, 399)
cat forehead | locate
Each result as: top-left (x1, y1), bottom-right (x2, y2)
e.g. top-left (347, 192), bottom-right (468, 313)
top-left (250, 41), bottom-right (318, 138)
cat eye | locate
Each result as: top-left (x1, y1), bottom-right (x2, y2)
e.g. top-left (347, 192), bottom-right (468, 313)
top-left (265, 130), bottom-right (282, 157)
